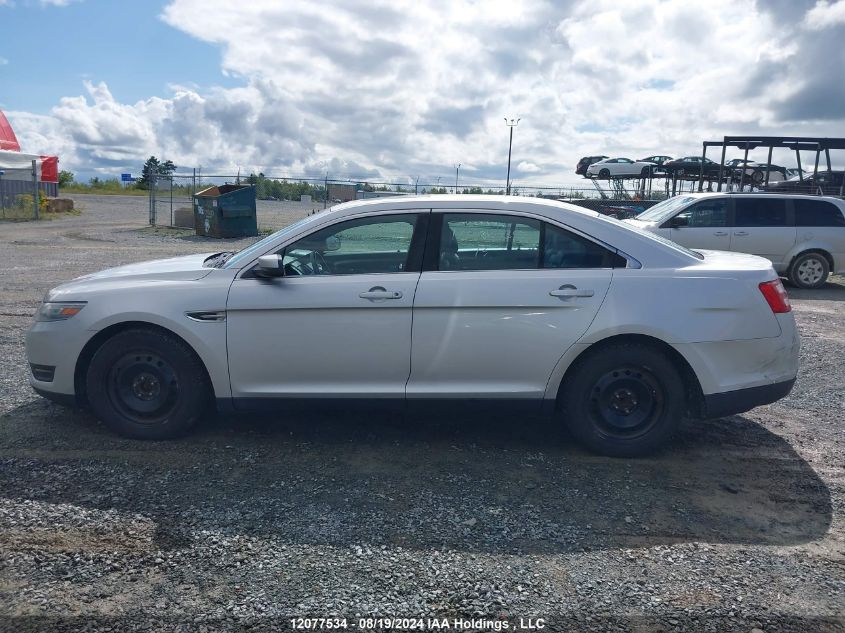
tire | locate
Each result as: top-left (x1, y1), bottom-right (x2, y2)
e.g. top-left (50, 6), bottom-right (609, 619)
top-left (641, 166), bottom-right (650, 178)
top-left (560, 343), bottom-right (685, 457)
top-left (751, 169), bottom-right (765, 185)
top-left (788, 252), bottom-right (830, 289)
top-left (599, 168), bottom-right (610, 180)
top-left (86, 328), bottom-right (209, 439)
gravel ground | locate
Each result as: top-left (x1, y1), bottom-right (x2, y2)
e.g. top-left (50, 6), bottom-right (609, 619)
top-left (0, 195), bottom-right (843, 632)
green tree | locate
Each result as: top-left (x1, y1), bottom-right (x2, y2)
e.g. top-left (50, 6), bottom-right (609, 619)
top-left (58, 170), bottom-right (75, 188)
top-left (136, 156), bottom-right (177, 190)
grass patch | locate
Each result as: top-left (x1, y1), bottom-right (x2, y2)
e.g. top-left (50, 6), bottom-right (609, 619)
top-left (0, 207), bottom-right (82, 222)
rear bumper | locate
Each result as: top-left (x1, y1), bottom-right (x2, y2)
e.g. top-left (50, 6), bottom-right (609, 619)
top-left (702, 378), bottom-right (795, 419)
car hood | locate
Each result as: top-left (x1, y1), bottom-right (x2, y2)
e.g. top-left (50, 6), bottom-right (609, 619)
top-left (74, 253), bottom-right (217, 282)
top-left (46, 253), bottom-right (217, 300)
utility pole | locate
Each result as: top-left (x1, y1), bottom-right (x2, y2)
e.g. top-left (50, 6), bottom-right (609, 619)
top-left (504, 117), bottom-right (520, 195)
top-left (455, 163), bottom-right (461, 193)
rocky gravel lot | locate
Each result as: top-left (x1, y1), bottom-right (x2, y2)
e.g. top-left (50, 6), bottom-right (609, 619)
top-left (1, 195), bottom-right (843, 632)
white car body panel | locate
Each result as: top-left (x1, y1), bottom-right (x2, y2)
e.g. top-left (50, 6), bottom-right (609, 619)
top-left (226, 272), bottom-right (420, 398)
top-left (26, 195), bottom-right (799, 422)
top-left (407, 268), bottom-right (612, 399)
top-left (586, 159), bottom-right (656, 178)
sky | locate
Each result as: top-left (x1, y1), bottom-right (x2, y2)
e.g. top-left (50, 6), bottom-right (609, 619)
top-left (1, 0), bottom-right (845, 187)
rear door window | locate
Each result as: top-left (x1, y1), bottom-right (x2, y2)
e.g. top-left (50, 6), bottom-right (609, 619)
top-left (733, 198), bottom-right (787, 227)
top-left (440, 214), bottom-right (540, 270)
top-left (794, 199), bottom-right (845, 226)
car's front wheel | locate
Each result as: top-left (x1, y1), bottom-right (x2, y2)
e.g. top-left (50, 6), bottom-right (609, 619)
top-left (560, 343), bottom-right (685, 457)
top-left (788, 252), bottom-right (829, 289)
top-left (86, 328), bottom-right (209, 439)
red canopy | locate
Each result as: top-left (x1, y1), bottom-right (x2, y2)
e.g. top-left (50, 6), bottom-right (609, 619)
top-left (0, 110), bottom-right (21, 152)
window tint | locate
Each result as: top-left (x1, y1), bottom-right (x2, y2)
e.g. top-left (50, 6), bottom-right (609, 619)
top-left (794, 199), bottom-right (845, 227)
top-left (675, 199), bottom-right (728, 228)
top-left (440, 214), bottom-right (540, 270)
top-left (733, 198), bottom-right (787, 227)
top-left (543, 223), bottom-right (615, 269)
top-left (280, 214), bottom-right (417, 276)
top-left (439, 214), bottom-right (617, 271)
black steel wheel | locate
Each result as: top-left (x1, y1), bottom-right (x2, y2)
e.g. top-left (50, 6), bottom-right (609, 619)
top-left (599, 168), bottom-right (610, 179)
top-left (560, 343), bottom-right (685, 457)
top-left (86, 328), bottom-right (209, 439)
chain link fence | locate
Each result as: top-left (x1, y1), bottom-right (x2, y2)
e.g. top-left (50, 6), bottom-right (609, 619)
top-left (145, 170), bottom-right (686, 230)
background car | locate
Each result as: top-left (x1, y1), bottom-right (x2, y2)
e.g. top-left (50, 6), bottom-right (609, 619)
top-left (663, 156), bottom-right (722, 178)
top-left (725, 159), bottom-right (787, 184)
top-left (586, 157), bottom-right (657, 179)
top-left (761, 170), bottom-right (845, 195)
top-left (639, 154), bottom-right (672, 173)
top-left (624, 193), bottom-right (845, 288)
top-left (27, 196), bottom-right (799, 457)
top-left (576, 155), bottom-right (608, 176)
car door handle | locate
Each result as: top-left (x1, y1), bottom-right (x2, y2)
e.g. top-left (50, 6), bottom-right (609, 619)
top-left (733, 231), bottom-right (749, 236)
top-left (550, 285), bottom-right (594, 298)
top-left (713, 231), bottom-right (728, 236)
top-left (359, 287), bottom-right (402, 300)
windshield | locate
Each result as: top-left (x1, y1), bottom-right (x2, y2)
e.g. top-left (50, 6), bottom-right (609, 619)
top-left (635, 196), bottom-right (695, 223)
top-left (223, 215), bottom-right (319, 269)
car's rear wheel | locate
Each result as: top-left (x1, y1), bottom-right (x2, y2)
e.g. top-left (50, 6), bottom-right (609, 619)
top-left (86, 328), bottom-right (208, 439)
top-left (788, 252), bottom-right (829, 289)
top-left (560, 343), bottom-right (685, 457)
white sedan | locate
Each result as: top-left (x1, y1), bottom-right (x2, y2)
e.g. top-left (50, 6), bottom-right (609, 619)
top-left (586, 157), bottom-right (657, 179)
top-left (26, 196), bottom-right (799, 456)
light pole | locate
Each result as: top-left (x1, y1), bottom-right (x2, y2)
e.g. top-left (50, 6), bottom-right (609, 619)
top-left (455, 163), bottom-right (461, 193)
top-left (504, 117), bottom-right (520, 195)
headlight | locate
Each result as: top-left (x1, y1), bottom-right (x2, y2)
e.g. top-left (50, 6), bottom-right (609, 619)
top-left (36, 301), bottom-right (87, 322)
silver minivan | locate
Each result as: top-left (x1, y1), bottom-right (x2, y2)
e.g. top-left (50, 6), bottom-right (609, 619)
top-left (625, 193), bottom-right (845, 288)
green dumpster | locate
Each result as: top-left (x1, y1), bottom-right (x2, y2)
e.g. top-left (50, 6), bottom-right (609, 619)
top-left (193, 184), bottom-right (258, 238)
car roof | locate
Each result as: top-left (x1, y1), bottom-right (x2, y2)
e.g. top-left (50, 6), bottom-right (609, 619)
top-left (327, 195), bottom-right (601, 221)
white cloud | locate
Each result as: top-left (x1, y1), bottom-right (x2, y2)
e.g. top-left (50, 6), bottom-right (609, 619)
top-left (7, 0), bottom-right (845, 183)
top-left (803, 0), bottom-right (845, 29)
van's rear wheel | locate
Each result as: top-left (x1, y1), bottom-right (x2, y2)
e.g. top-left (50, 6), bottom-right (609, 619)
top-left (86, 328), bottom-right (208, 439)
top-left (788, 252), bottom-right (829, 289)
top-left (561, 343), bottom-right (685, 457)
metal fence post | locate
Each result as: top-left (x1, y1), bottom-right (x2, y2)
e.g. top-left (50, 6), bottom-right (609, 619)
top-left (31, 159), bottom-right (39, 220)
top-left (149, 170), bottom-right (156, 225)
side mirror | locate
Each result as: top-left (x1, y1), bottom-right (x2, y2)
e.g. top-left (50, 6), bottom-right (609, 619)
top-left (256, 254), bottom-right (284, 277)
top-left (669, 215), bottom-right (689, 228)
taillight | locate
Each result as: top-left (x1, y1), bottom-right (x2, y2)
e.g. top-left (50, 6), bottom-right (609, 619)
top-left (759, 279), bottom-right (791, 313)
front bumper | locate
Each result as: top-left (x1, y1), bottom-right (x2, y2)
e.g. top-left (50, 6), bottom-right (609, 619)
top-left (702, 378), bottom-right (795, 419)
top-left (26, 319), bottom-right (91, 400)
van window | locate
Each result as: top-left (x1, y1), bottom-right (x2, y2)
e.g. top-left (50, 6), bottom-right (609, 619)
top-left (794, 199), bottom-right (845, 227)
top-left (733, 198), bottom-right (787, 227)
top-left (675, 199), bottom-right (728, 227)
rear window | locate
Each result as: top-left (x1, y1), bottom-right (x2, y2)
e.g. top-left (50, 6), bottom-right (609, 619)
top-left (794, 199), bottom-right (845, 227)
top-left (733, 198), bottom-right (787, 227)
